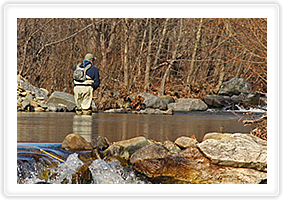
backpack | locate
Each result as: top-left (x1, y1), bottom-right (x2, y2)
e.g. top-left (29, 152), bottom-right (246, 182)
top-left (73, 63), bottom-right (92, 82)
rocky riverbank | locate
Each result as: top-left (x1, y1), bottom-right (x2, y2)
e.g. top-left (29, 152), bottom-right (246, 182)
top-left (17, 76), bottom-right (267, 114)
top-left (60, 132), bottom-right (267, 184)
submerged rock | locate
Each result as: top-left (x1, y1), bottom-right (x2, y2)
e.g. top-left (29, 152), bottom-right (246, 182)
top-left (168, 98), bottom-right (208, 112)
top-left (61, 133), bottom-right (93, 151)
top-left (114, 136), bottom-right (150, 155)
top-left (130, 143), bottom-right (169, 164)
top-left (134, 147), bottom-right (267, 184)
top-left (197, 133), bottom-right (267, 172)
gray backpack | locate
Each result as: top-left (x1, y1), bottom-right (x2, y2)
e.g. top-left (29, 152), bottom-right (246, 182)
top-left (73, 63), bottom-right (91, 82)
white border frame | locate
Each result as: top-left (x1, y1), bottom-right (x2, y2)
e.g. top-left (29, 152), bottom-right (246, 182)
top-left (3, 3), bottom-right (280, 197)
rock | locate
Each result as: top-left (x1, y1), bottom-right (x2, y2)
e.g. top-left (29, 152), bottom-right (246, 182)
top-left (90, 135), bottom-right (110, 151)
top-left (202, 132), bottom-right (233, 141)
top-left (21, 99), bottom-right (31, 110)
top-left (134, 147), bottom-right (267, 184)
top-left (197, 133), bottom-right (267, 172)
top-left (71, 165), bottom-right (92, 184)
top-left (46, 103), bottom-right (66, 112)
top-left (78, 151), bottom-right (100, 166)
top-left (163, 140), bottom-right (181, 154)
top-left (139, 93), bottom-right (168, 110)
top-left (104, 108), bottom-right (127, 113)
top-left (132, 108), bottom-right (173, 115)
top-left (17, 79), bottom-right (48, 100)
top-left (102, 144), bottom-right (130, 161)
top-left (34, 107), bottom-right (45, 112)
top-left (114, 136), bottom-right (150, 155)
top-left (168, 98), bottom-right (208, 112)
top-left (158, 95), bottom-right (175, 103)
top-left (218, 78), bottom-right (253, 96)
top-left (46, 91), bottom-right (76, 111)
top-left (61, 133), bottom-right (93, 151)
top-left (40, 88), bottom-right (49, 96)
top-left (204, 95), bottom-right (234, 108)
top-left (130, 143), bottom-right (169, 164)
top-left (174, 136), bottom-right (198, 149)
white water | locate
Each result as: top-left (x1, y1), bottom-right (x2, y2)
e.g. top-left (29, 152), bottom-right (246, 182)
top-left (18, 153), bottom-right (146, 184)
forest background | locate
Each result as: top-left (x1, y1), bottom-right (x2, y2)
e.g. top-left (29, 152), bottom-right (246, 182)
top-left (17, 18), bottom-right (267, 101)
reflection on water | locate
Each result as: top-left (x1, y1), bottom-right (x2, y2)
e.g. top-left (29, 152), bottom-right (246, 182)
top-left (73, 115), bottom-right (92, 142)
top-left (17, 112), bottom-right (255, 143)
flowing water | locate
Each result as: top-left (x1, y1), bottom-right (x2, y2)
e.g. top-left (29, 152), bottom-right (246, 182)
top-left (17, 110), bottom-right (263, 184)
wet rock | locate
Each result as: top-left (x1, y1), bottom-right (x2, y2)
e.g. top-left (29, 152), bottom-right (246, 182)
top-left (139, 93), bottom-right (168, 110)
top-left (114, 136), bottom-right (150, 155)
top-left (134, 147), bottom-right (267, 184)
top-left (46, 103), bottom-right (66, 112)
top-left (104, 108), bottom-right (127, 113)
top-left (204, 95), bottom-right (233, 108)
top-left (71, 165), bottom-right (92, 184)
top-left (132, 108), bottom-right (173, 115)
top-left (130, 143), bottom-right (169, 164)
top-left (218, 78), bottom-right (253, 96)
top-left (90, 135), bottom-right (110, 151)
top-left (46, 91), bottom-right (76, 111)
top-left (103, 144), bottom-right (130, 161)
top-left (174, 136), bottom-right (198, 149)
top-left (168, 98), bottom-right (208, 112)
top-left (197, 133), bottom-right (267, 172)
top-left (61, 133), bottom-right (93, 151)
top-left (78, 152), bottom-right (99, 166)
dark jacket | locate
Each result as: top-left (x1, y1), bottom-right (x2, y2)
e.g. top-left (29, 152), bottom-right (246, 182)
top-left (74, 60), bottom-right (100, 90)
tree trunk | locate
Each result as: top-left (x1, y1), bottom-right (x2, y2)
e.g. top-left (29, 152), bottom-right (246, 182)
top-left (144, 18), bottom-right (152, 92)
top-left (123, 18), bottom-right (129, 93)
top-left (152, 18), bottom-right (169, 70)
top-left (159, 19), bottom-right (183, 96)
top-left (186, 18), bottom-right (204, 90)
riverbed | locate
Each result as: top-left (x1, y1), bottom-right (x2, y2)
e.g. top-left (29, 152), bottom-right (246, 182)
top-left (17, 111), bottom-right (256, 144)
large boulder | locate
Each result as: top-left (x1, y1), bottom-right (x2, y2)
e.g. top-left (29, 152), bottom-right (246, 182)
top-left (218, 78), bottom-right (253, 96)
top-left (46, 91), bottom-right (76, 111)
top-left (90, 135), bottom-right (110, 151)
top-left (17, 79), bottom-right (48, 100)
top-left (61, 133), bottom-right (93, 151)
top-left (134, 146), bottom-right (267, 184)
top-left (114, 136), bottom-right (150, 155)
top-left (130, 143), bottom-right (169, 164)
top-left (168, 98), bottom-right (208, 112)
top-left (197, 133), bottom-right (267, 172)
top-left (139, 93), bottom-right (168, 110)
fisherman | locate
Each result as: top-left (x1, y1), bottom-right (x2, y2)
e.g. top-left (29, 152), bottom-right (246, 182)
top-left (73, 53), bottom-right (100, 115)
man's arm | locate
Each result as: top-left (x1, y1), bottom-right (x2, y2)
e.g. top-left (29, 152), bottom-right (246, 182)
top-left (93, 67), bottom-right (100, 90)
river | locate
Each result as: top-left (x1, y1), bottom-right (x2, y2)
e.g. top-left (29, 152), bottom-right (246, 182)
top-left (17, 110), bottom-right (262, 184)
top-left (17, 111), bottom-right (256, 144)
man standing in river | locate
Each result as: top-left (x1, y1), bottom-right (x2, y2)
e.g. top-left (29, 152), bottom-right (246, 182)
top-left (73, 53), bottom-right (100, 115)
